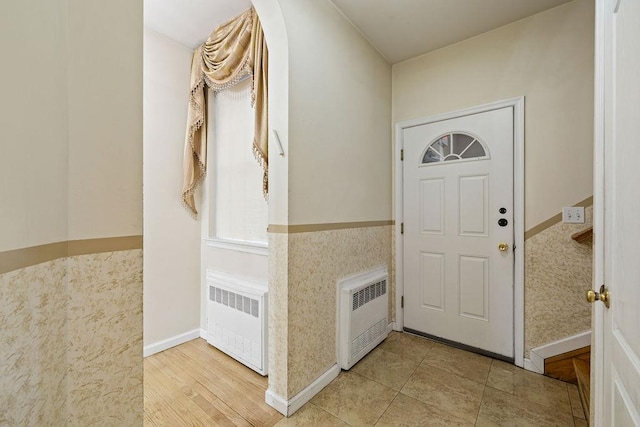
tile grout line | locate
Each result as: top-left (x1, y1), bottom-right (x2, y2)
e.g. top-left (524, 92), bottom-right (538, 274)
top-left (473, 359), bottom-right (496, 426)
top-left (310, 372), bottom-right (358, 424)
top-left (565, 382), bottom-right (579, 427)
top-left (371, 391), bottom-right (400, 426)
top-left (307, 402), bottom-right (349, 426)
top-left (373, 344), bottom-right (427, 425)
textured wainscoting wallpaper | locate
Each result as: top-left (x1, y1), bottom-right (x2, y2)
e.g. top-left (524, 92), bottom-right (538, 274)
top-left (0, 249), bottom-right (143, 426)
top-left (524, 207), bottom-right (593, 356)
top-left (0, 259), bottom-right (68, 426)
top-left (286, 225), bottom-right (392, 398)
top-left (268, 233), bottom-right (289, 399)
top-left (66, 249), bottom-right (143, 426)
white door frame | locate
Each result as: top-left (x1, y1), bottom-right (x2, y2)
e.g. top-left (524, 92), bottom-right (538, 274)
top-left (394, 97), bottom-right (525, 368)
top-left (591, 0), bottom-right (605, 423)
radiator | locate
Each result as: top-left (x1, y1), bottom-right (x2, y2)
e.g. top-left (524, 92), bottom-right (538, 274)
top-left (338, 265), bottom-right (389, 370)
top-left (206, 270), bottom-right (268, 375)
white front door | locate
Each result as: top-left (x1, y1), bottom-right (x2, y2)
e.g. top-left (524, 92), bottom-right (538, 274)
top-left (595, 0), bottom-right (640, 424)
top-left (402, 107), bottom-right (514, 359)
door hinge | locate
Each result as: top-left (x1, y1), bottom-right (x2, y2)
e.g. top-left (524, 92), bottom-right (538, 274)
top-left (400, 223), bottom-right (404, 234)
top-left (400, 149), bottom-right (404, 161)
top-left (401, 296), bottom-right (404, 308)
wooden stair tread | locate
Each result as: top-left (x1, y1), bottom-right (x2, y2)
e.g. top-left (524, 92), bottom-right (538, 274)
top-left (543, 346), bottom-right (590, 423)
top-left (573, 357), bottom-right (591, 422)
top-left (571, 226), bottom-right (593, 243)
top-left (544, 346), bottom-right (590, 384)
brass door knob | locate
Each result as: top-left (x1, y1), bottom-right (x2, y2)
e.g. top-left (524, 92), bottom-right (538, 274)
top-left (586, 285), bottom-right (611, 309)
top-left (498, 242), bottom-right (509, 252)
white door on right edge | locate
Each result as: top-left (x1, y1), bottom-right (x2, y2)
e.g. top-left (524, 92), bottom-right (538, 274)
top-left (403, 107), bottom-right (514, 359)
top-left (598, 0), bottom-right (640, 424)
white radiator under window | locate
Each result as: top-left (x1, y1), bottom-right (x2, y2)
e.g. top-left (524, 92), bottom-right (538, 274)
top-left (206, 270), bottom-right (268, 375)
top-left (338, 265), bottom-right (389, 370)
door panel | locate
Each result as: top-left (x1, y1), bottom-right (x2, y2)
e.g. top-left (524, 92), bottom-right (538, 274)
top-left (403, 107), bottom-right (514, 358)
top-left (459, 175), bottom-right (489, 236)
top-left (420, 179), bottom-right (445, 234)
top-left (420, 252), bottom-right (445, 310)
top-left (459, 255), bottom-right (489, 320)
top-left (599, 0), bottom-right (640, 423)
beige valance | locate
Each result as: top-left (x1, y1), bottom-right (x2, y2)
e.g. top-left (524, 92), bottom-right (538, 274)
top-left (182, 7), bottom-right (269, 216)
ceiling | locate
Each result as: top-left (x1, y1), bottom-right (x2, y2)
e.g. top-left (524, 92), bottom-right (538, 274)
top-left (330, 0), bottom-right (573, 63)
top-left (144, 0), bottom-right (252, 48)
top-left (145, 0), bottom-right (573, 61)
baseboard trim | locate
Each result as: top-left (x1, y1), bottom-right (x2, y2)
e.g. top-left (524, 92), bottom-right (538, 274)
top-left (265, 364), bottom-right (341, 416)
top-left (143, 328), bottom-right (202, 358)
top-left (265, 390), bottom-right (288, 415)
top-left (524, 357), bottom-right (544, 374)
top-left (527, 330), bottom-right (591, 374)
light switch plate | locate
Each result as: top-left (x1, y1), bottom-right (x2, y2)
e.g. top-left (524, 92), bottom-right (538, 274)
top-left (562, 207), bottom-right (585, 224)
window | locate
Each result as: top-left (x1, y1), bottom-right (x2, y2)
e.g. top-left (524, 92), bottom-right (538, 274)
top-left (211, 78), bottom-right (268, 245)
top-left (422, 132), bottom-right (489, 164)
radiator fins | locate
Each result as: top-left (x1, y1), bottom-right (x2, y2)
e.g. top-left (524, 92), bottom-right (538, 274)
top-left (210, 286), bottom-right (259, 318)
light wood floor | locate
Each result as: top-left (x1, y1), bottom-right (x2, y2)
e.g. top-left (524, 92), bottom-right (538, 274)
top-left (144, 338), bottom-right (283, 426)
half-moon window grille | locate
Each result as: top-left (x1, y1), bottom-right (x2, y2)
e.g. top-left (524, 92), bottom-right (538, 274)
top-left (421, 132), bottom-right (489, 164)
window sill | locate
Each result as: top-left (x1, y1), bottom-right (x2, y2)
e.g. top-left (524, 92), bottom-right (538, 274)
top-left (204, 238), bottom-right (268, 256)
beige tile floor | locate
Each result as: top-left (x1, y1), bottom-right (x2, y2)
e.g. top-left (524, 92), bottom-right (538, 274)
top-left (275, 332), bottom-right (587, 426)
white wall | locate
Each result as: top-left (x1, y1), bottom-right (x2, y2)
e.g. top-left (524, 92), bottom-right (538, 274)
top-left (143, 29), bottom-right (201, 346)
top-left (392, 0), bottom-right (594, 229)
top-left (253, 0), bottom-right (290, 227)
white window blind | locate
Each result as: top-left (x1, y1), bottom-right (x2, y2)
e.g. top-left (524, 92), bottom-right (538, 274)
top-left (212, 78), bottom-right (268, 244)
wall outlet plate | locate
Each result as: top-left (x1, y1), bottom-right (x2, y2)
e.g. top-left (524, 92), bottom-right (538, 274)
top-left (562, 207), bottom-right (585, 224)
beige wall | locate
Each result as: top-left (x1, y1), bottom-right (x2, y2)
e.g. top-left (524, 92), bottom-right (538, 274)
top-left (258, 0), bottom-right (393, 404)
top-left (0, 0), bottom-right (143, 424)
top-left (67, 0), bottom-right (143, 240)
top-left (392, 0), bottom-right (594, 356)
top-left (0, 12), bottom-right (68, 421)
top-left (525, 207), bottom-right (592, 355)
top-left (66, 250), bottom-right (143, 425)
top-left (285, 226), bottom-right (392, 397)
top-left (143, 29), bottom-right (202, 347)
top-left (0, 1), bottom-right (69, 252)
top-left (280, 0), bottom-right (392, 225)
top-left (392, 0), bottom-right (594, 230)
top-left (267, 227), bottom-right (392, 400)
top-left (0, 259), bottom-right (68, 425)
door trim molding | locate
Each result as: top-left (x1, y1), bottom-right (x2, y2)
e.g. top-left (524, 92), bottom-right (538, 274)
top-left (592, 0), bottom-right (606, 424)
top-left (394, 97), bottom-right (525, 368)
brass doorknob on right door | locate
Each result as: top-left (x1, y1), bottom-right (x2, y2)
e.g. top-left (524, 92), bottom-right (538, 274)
top-left (586, 285), bottom-right (611, 309)
top-left (498, 242), bottom-right (509, 252)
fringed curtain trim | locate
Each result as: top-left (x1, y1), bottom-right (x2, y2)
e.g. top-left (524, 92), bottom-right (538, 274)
top-left (182, 7), bottom-right (269, 216)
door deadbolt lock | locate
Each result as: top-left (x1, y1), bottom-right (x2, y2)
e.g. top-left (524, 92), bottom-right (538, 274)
top-left (498, 218), bottom-right (508, 227)
top-left (586, 284), bottom-right (611, 309)
top-left (498, 242), bottom-right (509, 252)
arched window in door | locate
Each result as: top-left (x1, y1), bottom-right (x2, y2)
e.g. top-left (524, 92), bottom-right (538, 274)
top-left (421, 132), bottom-right (489, 164)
